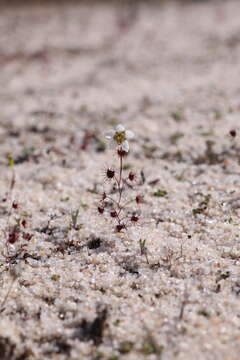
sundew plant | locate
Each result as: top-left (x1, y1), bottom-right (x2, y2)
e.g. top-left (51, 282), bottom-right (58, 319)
top-left (97, 124), bottom-right (144, 232)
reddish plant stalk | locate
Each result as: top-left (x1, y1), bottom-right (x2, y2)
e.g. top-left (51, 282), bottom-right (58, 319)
top-left (98, 148), bottom-right (141, 232)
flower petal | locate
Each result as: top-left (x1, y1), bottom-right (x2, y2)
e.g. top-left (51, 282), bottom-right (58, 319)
top-left (109, 139), bottom-right (116, 149)
top-left (116, 124), bottom-right (125, 132)
top-left (105, 130), bottom-right (115, 140)
top-left (126, 130), bottom-right (135, 139)
top-left (121, 140), bottom-right (129, 152)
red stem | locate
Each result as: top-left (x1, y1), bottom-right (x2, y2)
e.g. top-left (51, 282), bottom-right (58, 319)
top-left (116, 154), bottom-right (124, 221)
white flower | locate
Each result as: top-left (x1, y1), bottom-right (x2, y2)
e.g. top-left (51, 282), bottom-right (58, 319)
top-left (105, 124), bottom-right (135, 152)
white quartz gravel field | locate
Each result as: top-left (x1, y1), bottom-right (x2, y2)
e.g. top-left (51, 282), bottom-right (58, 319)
top-left (0, 1), bottom-right (240, 359)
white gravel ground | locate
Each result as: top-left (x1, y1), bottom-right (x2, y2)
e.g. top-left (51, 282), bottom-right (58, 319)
top-left (0, 1), bottom-right (240, 359)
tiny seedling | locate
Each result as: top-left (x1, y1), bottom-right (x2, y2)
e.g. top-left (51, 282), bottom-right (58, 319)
top-left (70, 208), bottom-right (81, 230)
top-left (0, 263), bottom-right (21, 313)
top-left (142, 324), bottom-right (164, 359)
top-left (178, 287), bottom-right (190, 320)
top-left (192, 194), bottom-right (211, 216)
top-left (139, 238), bottom-right (149, 264)
top-left (3, 155), bottom-right (33, 260)
top-left (153, 189), bottom-right (167, 198)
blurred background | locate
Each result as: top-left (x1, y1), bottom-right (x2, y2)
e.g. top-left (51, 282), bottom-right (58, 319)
top-left (0, 0), bottom-right (239, 148)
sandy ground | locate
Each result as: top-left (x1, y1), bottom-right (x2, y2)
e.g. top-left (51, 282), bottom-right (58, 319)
top-left (0, 0), bottom-right (240, 359)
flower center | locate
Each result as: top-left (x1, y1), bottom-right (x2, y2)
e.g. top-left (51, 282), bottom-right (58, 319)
top-left (114, 131), bottom-right (126, 145)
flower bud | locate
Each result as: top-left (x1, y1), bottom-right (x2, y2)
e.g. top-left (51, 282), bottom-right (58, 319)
top-left (128, 171), bottom-right (135, 181)
top-left (115, 224), bottom-right (126, 232)
top-left (136, 195), bottom-right (144, 204)
top-left (106, 168), bottom-right (115, 179)
top-left (131, 215), bottom-right (139, 222)
top-left (117, 149), bottom-right (128, 158)
top-left (98, 206), bottom-right (104, 214)
top-left (230, 129), bottom-right (237, 138)
top-left (110, 210), bottom-right (118, 218)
